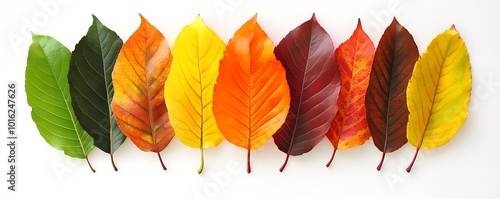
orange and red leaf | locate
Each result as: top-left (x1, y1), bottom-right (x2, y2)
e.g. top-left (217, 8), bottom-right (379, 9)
top-left (326, 19), bottom-right (375, 167)
top-left (111, 14), bottom-right (174, 170)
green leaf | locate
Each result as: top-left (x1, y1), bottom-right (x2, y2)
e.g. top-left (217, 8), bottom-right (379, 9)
top-left (68, 15), bottom-right (125, 171)
top-left (26, 34), bottom-right (95, 172)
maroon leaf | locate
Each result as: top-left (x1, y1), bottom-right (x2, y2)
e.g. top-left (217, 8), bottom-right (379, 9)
top-left (273, 14), bottom-right (341, 172)
top-left (365, 17), bottom-right (418, 170)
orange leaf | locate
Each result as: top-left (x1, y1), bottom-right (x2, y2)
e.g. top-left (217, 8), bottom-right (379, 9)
top-left (326, 19), bottom-right (375, 167)
top-left (213, 14), bottom-right (290, 173)
top-left (111, 14), bottom-right (174, 170)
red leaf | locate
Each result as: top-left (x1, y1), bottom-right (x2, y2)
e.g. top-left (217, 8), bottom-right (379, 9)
top-left (273, 14), bottom-right (340, 172)
top-left (326, 19), bottom-right (375, 167)
top-left (365, 18), bottom-right (418, 170)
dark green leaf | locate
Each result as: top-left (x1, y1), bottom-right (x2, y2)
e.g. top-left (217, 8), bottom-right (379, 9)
top-left (68, 15), bottom-right (125, 171)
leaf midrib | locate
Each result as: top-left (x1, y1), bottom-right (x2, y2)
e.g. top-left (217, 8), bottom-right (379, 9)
top-left (416, 33), bottom-right (453, 149)
top-left (144, 27), bottom-right (160, 152)
top-left (338, 32), bottom-right (366, 147)
top-left (247, 20), bottom-right (256, 154)
top-left (38, 38), bottom-right (89, 157)
top-left (287, 24), bottom-right (315, 155)
top-left (196, 31), bottom-right (204, 151)
top-left (382, 28), bottom-right (399, 155)
top-left (94, 22), bottom-right (115, 154)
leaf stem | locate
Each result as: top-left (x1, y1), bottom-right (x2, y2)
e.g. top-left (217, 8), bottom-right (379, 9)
top-left (197, 148), bottom-right (204, 174)
top-left (326, 148), bottom-right (337, 167)
top-left (85, 156), bottom-right (96, 173)
top-left (157, 152), bottom-right (167, 170)
top-left (111, 153), bottom-right (118, 171)
top-left (406, 147), bottom-right (420, 172)
top-left (279, 154), bottom-right (290, 172)
top-left (247, 148), bottom-right (251, 173)
top-left (377, 152), bottom-right (386, 171)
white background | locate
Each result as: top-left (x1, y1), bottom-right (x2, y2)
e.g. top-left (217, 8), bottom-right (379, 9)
top-left (1, 0), bottom-right (499, 198)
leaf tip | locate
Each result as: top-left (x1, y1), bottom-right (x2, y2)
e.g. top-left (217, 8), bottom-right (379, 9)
top-left (137, 14), bottom-right (157, 32)
top-left (91, 14), bottom-right (102, 27)
top-left (310, 13), bottom-right (317, 22)
top-left (248, 13), bottom-right (258, 24)
top-left (354, 18), bottom-right (368, 34)
top-left (138, 13), bottom-right (147, 23)
top-left (357, 18), bottom-right (362, 29)
top-left (193, 14), bottom-right (205, 27)
top-left (391, 17), bottom-right (399, 25)
top-left (450, 24), bottom-right (456, 31)
top-left (30, 32), bottom-right (37, 39)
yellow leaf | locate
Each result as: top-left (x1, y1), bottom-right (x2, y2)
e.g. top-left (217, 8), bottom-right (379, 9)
top-left (164, 15), bottom-right (225, 174)
top-left (406, 26), bottom-right (471, 172)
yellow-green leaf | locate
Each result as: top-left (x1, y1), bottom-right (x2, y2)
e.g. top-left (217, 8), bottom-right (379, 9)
top-left (164, 15), bottom-right (225, 174)
top-left (26, 34), bottom-right (95, 172)
top-left (406, 26), bottom-right (471, 172)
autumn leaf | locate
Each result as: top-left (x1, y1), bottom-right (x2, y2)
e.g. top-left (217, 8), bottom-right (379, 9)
top-left (26, 34), bottom-right (95, 172)
top-left (164, 15), bottom-right (225, 174)
top-left (365, 18), bottom-right (418, 170)
top-left (68, 15), bottom-right (125, 171)
top-left (111, 14), bottom-right (174, 170)
top-left (326, 19), bottom-right (374, 167)
top-left (213, 14), bottom-right (290, 173)
top-left (406, 26), bottom-right (471, 172)
top-left (273, 14), bottom-right (341, 172)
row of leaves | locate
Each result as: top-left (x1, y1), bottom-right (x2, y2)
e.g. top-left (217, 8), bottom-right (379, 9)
top-left (26, 14), bottom-right (471, 174)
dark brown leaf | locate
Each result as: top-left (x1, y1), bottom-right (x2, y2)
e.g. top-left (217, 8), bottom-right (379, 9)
top-left (365, 17), bottom-right (418, 170)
